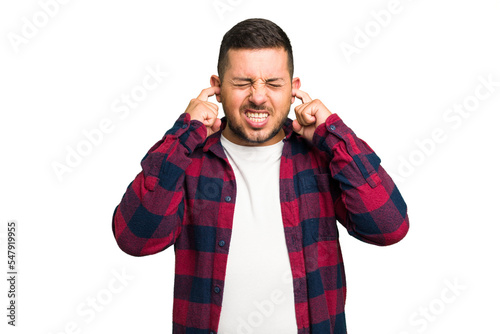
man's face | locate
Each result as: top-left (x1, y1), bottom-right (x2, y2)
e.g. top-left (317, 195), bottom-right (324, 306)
top-left (211, 48), bottom-right (300, 146)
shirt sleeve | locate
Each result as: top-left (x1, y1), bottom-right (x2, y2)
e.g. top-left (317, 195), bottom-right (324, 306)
top-left (112, 113), bottom-right (207, 256)
top-left (312, 113), bottom-right (409, 246)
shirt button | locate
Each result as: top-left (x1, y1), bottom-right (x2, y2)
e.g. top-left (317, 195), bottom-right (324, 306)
top-left (214, 286), bottom-right (221, 294)
top-left (329, 125), bottom-right (336, 131)
top-left (225, 196), bottom-right (231, 202)
top-left (182, 124), bottom-right (188, 129)
top-left (218, 240), bottom-right (226, 247)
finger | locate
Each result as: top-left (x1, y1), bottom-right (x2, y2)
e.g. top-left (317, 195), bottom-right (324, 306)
top-left (197, 86), bottom-right (221, 101)
top-left (211, 118), bottom-right (222, 133)
top-left (294, 104), bottom-right (315, 126)
top-left (292, 119), bottom-right (303, 135)
top-left (202, 110), bottom-right (217, 125)
top-left (205, 101), bottom-right (219, 115)
top-left (294, 89), bottom-right (312, 104)
top-left (207, 108), bottom-right (219, 122)
top-left (294, 104), bottom-right (306, 126)
top-left (206, 103), bottom-right (220, 122)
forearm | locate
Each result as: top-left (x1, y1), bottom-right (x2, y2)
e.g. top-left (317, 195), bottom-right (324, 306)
top-left (313, 114), bottom-right (409, 245)
top-left (112, 113), bottom-right (207, 255)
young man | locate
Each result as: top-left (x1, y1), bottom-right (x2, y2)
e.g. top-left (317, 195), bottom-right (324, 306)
top-left (112, 18), bottom-right (409, 334)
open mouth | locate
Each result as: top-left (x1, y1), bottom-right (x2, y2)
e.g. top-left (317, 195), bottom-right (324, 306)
top-left (245, 111), bottom-right (269, 123)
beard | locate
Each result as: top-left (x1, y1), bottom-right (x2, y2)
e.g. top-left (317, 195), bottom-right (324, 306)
top-left (223, 101), bottom-right (290, 145)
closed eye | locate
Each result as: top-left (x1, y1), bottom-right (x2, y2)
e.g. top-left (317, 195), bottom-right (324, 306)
top-left (266, 78), bottom-right (285, 88)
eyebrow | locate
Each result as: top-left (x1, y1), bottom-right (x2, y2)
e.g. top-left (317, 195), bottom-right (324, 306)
top-left (232, 77), bottom-right (286, 83)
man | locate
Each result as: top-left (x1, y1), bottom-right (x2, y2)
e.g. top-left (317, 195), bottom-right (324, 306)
top-left (112, 18), bottom-right (409, 333)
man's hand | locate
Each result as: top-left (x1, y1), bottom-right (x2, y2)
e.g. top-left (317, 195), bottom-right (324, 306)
top-left (184, 86), bottom-right (222, 138)
top-left (292, 90), bottom-right (332, 142)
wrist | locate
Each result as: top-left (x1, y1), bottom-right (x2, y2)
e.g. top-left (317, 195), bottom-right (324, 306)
top-left (316, 111), bottom-right (332, 128)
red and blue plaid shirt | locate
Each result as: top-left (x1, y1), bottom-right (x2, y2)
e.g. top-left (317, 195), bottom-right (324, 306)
top-left (112, 112), bottom-right (409, 333)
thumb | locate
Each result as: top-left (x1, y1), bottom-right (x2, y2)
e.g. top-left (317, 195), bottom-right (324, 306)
top-left (292, 119), bottom-right (303, 135)
top-left (210, 118), bottom-right (222, 134)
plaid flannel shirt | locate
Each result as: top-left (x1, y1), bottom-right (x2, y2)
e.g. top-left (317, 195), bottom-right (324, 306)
top-left (112, 112), bottom-right (409, 333)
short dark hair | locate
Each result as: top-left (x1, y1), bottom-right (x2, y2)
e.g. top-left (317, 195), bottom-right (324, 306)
top-left (217, 18), bottom-right (294, 81)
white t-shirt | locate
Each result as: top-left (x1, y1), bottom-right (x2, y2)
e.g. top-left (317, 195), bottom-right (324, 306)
top-left (218, 134), bottom-right (297, 334)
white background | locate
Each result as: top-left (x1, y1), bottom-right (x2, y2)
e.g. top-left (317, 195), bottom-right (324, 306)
top-left (1, 0), bottom-right (499, 333)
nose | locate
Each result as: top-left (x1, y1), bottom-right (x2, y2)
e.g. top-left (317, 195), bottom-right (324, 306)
top-left (248, 83), bottom-right (268, 106)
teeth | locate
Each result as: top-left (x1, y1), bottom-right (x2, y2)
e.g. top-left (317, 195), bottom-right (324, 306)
top-left (246, 112), bottom-right (268, 120)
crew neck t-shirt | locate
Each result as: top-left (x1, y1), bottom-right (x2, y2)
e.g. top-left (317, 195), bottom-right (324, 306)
top-left (217, 134), bottom-right (297, 333)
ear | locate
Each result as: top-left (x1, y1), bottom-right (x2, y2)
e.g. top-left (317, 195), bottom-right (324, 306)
top-left (210, 75), bottom-right (222, 103)
top-left (291, 77), bottom-right (301, 104)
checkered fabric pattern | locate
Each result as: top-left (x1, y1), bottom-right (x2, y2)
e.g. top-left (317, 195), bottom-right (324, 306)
top-left (112, 112), bottom-right (409, 333)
